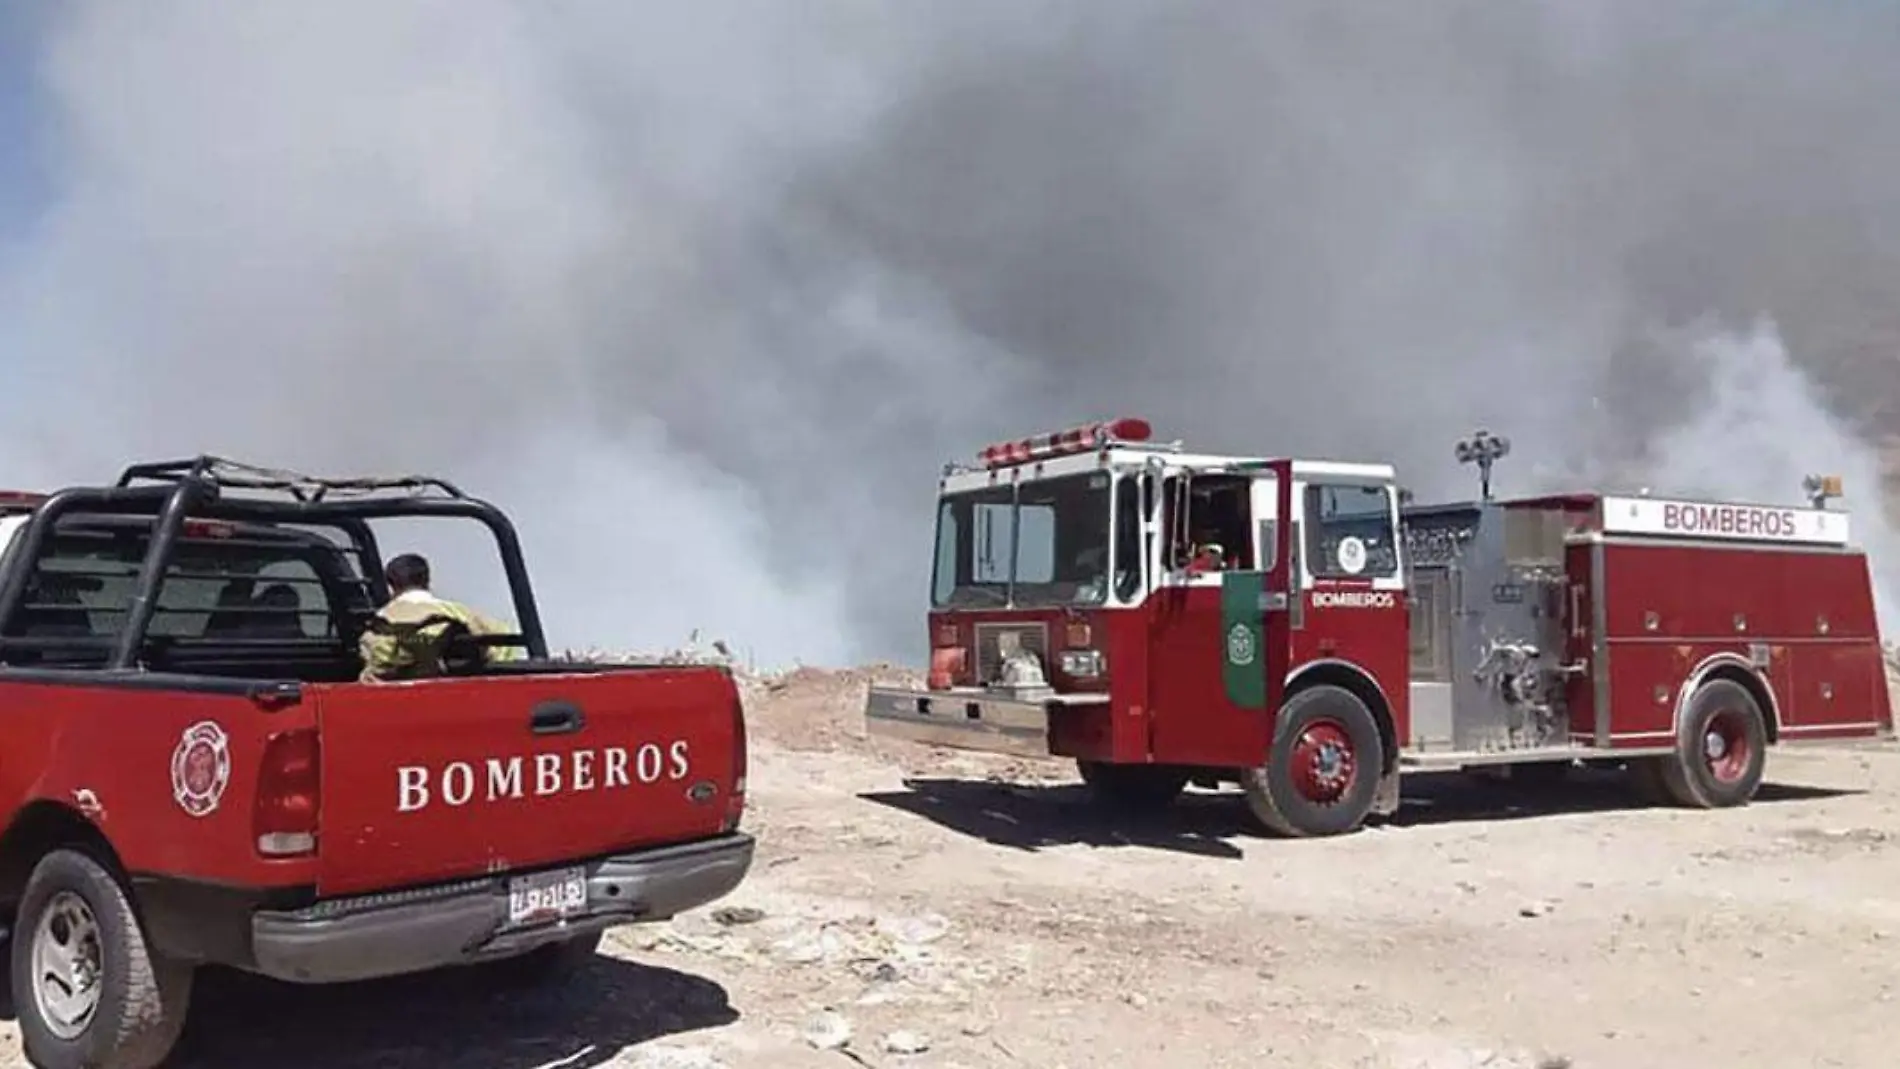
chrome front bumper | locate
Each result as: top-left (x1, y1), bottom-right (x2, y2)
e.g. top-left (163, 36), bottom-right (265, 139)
top-left (865, 685), bottom-right (1105, 758)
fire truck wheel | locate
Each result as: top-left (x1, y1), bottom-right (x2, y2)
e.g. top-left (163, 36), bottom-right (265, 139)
top-left (1658, 679), bottom-right (1769, 809)
top-left (1624, 756), bottom-right (1676, 806)
top-left (1077, 761), bottom-right (1190, 811)
top-left (1242, 684), bottom-right (1383, 838)
top-left (10, 847), bottom-right (194, 1069)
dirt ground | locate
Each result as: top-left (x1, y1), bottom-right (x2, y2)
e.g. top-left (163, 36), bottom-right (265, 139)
top-left (4, 663), bottom-right (1900, 1069)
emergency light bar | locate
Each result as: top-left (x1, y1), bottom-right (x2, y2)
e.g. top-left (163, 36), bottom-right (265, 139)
top-left (978, 417), bottom-right (1152, 469)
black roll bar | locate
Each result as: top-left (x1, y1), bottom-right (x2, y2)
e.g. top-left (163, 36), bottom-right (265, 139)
top-left (333, 516), bottom-right (391, 602)
top-left (116, 456), bottom-right (469, 502)
top-left (0, 484), bottom-right (182, 639)
top-left (186, 496), bottom-right (547, 657)
top-left (112, 475), bottom-right (212, 668)
top-left (0, 457), bottom-right (549, 667)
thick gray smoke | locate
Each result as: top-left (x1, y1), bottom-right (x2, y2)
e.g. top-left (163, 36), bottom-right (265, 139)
top-left (1, 1), bottom-right (1897, 664)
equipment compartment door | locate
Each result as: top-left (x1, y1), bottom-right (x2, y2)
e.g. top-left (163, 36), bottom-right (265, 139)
top-left (1562, 539), bottom-right (1604, 744)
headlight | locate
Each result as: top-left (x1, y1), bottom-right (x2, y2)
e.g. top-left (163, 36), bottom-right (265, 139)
top-left (1059, 649), bottom-right (1104, 677)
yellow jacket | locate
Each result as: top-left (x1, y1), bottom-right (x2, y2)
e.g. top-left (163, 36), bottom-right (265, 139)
top-left (357, 588), bottom-right (523, 682)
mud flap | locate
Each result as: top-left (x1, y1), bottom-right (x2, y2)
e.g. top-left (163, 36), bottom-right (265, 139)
top-left (1371, 768), bottom-right (1401, 817)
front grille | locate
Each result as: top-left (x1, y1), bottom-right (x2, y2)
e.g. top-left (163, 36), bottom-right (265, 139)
top-left (973, 622), bottom-right (1049, 684)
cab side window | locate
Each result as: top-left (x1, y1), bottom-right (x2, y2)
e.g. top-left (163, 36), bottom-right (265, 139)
top-left (1304, 482), bottom-right (1399, 579)
top-left (1198, 480), bottom-right (1254, 570)
top-left (1112, 474), bottom-right (1143, 601)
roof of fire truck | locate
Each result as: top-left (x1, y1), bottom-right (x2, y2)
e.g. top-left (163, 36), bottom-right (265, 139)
top-left (940, 418), bottom-right (1394, 494)
top-left (941, 419), bottom-right (1858, 548)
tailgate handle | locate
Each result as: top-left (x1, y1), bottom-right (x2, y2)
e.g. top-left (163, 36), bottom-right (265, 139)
top-left (529, 700), bottom-right (585, 735)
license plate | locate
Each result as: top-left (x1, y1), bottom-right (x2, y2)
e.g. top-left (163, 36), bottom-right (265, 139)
top-left (506, 866), bottom-right (588, 927)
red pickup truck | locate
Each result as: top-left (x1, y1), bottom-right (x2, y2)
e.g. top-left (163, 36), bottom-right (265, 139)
top-left (0, 458), bottom-right (753, 1069)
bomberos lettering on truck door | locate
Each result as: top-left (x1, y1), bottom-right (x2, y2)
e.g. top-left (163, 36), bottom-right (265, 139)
top-left (1311, 590), bottom-right (1396, 609)
top-left (396, 742), bottom-right (691, 812)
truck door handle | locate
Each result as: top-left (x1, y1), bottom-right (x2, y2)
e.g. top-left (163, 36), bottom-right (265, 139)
top-left (530, 700), bottom-right (585, 735)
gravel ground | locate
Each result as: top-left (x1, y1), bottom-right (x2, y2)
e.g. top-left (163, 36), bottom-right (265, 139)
top-left (2, 664), bottom-right (1897, 1069)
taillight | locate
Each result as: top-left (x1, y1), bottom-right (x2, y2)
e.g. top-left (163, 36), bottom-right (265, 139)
top-left (927, 619), bottom-right (969, 688)
top-left (724, 695), bottom-right (747, 833)
top-left (254, 728), bottom-right (320, 857)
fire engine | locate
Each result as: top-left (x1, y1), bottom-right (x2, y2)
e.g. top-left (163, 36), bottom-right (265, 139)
top-left (864, 418), bottom-right (1893, 838)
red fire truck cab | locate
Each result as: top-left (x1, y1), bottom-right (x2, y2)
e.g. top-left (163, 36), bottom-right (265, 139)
top-left (866, 418), bottom-right (1892, 838)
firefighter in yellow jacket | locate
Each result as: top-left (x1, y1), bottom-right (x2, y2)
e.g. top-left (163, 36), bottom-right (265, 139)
top-left (358, 552), bottom-right (523, 681)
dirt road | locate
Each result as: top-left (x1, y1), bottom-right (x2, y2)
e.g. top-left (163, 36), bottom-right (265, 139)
top-left (3, 666), bottom-right (1898, 1068)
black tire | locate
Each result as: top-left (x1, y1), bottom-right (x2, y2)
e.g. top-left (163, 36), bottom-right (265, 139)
top-left (1076, 761), bottom-right (1189, 811)
top-left (1241, 684), bottom-right (1384, 838)
top-left (488, 930), bottom-right (603, 986)
top-left (11, 848), bottom-right (193, 1069)
top-left (1624, 755), bottom-right (1675, 806)
top-left (1657, 678), bottom-right (1768, 808)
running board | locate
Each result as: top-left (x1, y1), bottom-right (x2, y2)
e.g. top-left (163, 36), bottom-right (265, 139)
top-left (1399, 745), bottom-right (1671, 770)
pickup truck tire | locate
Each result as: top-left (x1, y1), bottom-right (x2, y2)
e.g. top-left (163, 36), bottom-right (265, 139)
top-left (1076, 761), bottom-right (1189, 811)
top-left (1657, 679), bottom-right (1768, 809)
top-left (1242, 684), bottom-right (1382, 838)
top-left (11, 848), bottom-right (193, 1069)
top-left (488, 930), bottom-right (603, 986)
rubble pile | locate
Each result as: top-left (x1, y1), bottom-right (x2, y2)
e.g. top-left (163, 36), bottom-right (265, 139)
top-left (613, 899), bottom-right (1009, 1059)
top-left (554, 628), bottom-right (746, 670)
top-left (741, 663), bottom-right (923, 752)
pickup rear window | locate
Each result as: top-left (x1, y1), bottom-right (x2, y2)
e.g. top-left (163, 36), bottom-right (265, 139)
top-left (2, 521), bottom-right (374, 676)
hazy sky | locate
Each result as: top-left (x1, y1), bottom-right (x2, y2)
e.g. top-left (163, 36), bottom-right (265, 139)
top-left (1, 2), bottom-right (1895, 664)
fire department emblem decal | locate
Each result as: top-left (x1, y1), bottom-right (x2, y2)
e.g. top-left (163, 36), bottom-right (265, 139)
top-left (1226, 622), bottom-right (1256, 665)
top-left (171, 721), bottom-right (232, 818)
top-left (1336, 536), bottom-right (1367, 575)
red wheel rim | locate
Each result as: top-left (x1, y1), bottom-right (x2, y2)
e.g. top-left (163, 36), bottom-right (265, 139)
top-left (1289, 718), bottom-right (1358, 804)
top-left (1702, 709), bottom-right (1751, 783)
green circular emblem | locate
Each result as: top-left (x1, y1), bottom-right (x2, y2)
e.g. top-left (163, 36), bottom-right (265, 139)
top-left (1226, 621), bottom-right (1255, 665)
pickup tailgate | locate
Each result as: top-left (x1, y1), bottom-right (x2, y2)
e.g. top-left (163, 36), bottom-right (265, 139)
top-left (312, 667), bottom-right (742, 897)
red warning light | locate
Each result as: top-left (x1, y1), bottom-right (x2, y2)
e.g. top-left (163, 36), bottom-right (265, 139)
top-left (977, 418), bottom-right (1152, 469)
top-left (0, 491), bottom-right (48, 509)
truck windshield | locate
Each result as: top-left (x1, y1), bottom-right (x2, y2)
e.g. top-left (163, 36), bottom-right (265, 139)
top-left (931, 472), bottom-right (1113, 608)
